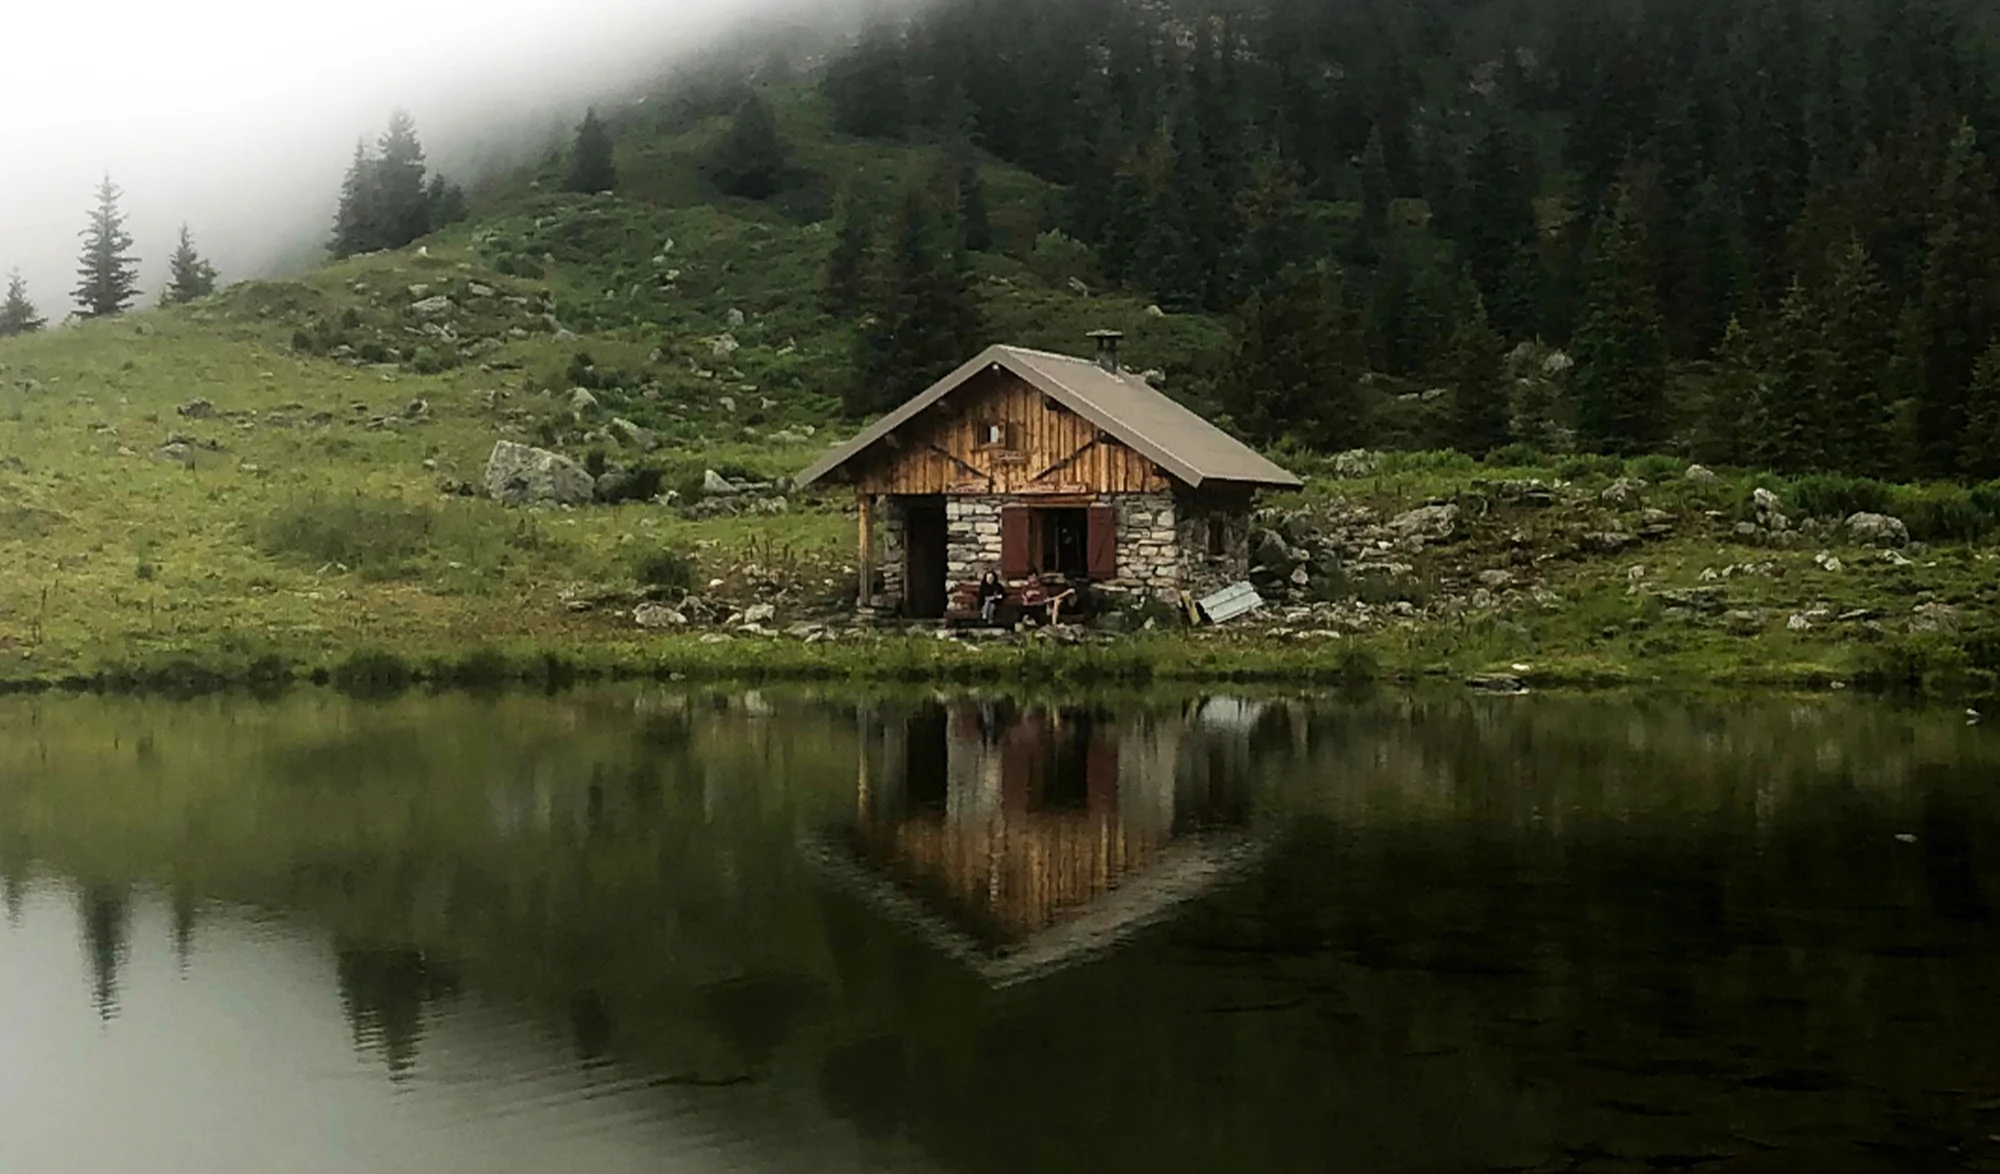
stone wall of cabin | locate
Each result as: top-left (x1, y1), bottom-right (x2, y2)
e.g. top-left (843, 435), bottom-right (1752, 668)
top-left (1174, 492), bottom-right (1253, 599)
top-left (945, 495), bottom-right (1007, 584)
top-left (875, 494), bottom-right (905, 606)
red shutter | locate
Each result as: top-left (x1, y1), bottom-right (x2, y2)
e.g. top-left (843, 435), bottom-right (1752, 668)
top-left (1086, 505), bottom-right (1117, 579)
top-left (1000, 507), bottom-right (1031, 578)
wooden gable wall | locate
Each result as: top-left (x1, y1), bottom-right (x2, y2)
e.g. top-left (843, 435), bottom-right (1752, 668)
top-left (850, 367), bottom-right (1172, 496)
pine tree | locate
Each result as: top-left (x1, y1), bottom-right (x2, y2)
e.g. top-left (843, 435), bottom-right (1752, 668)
top-left (1350, 124), bottom-right (1392, 266)
top-left (1571, 192), bottom-right (1669, 454)
top-left (426, 174), bottom-right (468, 228)
top-left (1915, 120), bottom-right (2000, 479)
top-left (162, 225), bottom-right (217, 305)
top-left (1444, 293), bottom-right (1511, 456)
top-left (329, 141), bottom-right (377, 259)
top-left (1818, 235), bottom-right (1895, 476)
top-left (1223, 263), bottom-right (1366, 451)
top-left (709, 93), bottom-right (788, 200)
top-left (73, 175), bottom-right (140, 320)
top-left (565, 108), bottom-right (618, 194)
top-left (1752, 279), bottom-right (1829, 472)
top-left (851, 184), bottom-right (984, 416)
top-left (1461, 121), bottom-right (1541, 341)
top-left (1964, 341), bottom-right (2000, 480)
top-left (824, 188), bottom-right (873, 317)
top-left (373, 111), bottom-right (432, 251)
top-left (825, 20), bottom-right (910, 139)
top-left (955, 152), bottom-right (993, 252)
top-left (0, 271), bottom-right (44, 336)
top-left (1694, 316), bottom-right (1761, 467)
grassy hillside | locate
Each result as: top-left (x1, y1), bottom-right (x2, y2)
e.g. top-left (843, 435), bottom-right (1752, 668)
top-left (1, 85), bottom-right (1997, 695)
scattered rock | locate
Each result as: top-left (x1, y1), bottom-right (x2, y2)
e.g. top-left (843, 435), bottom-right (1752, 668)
top-left (177, 397), bottom-right (217, 419)
top-left (709, 333), bottom-right (739, 359)
top-left (410, 295), bottom-right (454, 317)
top-left (152, 442), bottom-right (195, 466)
top-left (1723, 609), bottom-right (1767, 635)
top-left (703, 469), bottom-right (738, 496)
top-left (1476, 569), bottom-right (1515, 589)
top-left (634, 603), bottom-right (688, 629)
top-left (484, 440), bottom-right (594, 506)
top-left (1466, 673), bottom-right (1529, 694)
top-left (568, 387), bottom-right (600, 414)
top-left (608, 417), bottom-right (654, 449)
top-left (1601, 476), bottom-right (1649, 506)
top-left (1909, 602), bottom-right (1962, 634)
top-left (1331, 450), bottom-right (1382, 479)
top-left (467, 283), bottom-right (496, 298)
top-left (1388, 502), bottom-right (1459, 544)
top-left (742, 603), bottom-right (776, 625)
top-left (1787, 613), bottom-right (1814, 632)
top-left (1844, 512), bottom-right (1910, 548)
top-left (1685, 464), bottom-right (1722, 486)
top-left (726, 307), bottom-right (746, 328)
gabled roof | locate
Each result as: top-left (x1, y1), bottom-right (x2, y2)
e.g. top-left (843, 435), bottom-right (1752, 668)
top-left (796, 344), bottom-right (1303, 490)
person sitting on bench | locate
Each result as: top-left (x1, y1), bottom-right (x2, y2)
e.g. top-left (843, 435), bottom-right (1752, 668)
top-left (1018, 573), bottom-right (1078, 626)
top-left (977, 570), bottom-right (1007, 624)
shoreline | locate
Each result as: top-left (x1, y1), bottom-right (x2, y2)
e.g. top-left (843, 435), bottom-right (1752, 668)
top-left (0, 625), bottom-right (1975, 701)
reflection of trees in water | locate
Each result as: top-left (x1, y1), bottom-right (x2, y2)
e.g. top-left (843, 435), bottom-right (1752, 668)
top-left (2, 858), bottom-right (23, 927)
top-left (79, 885), bottom-right (130, 1021)
top-left (334, 940), bottom-right (460, 1079)
top-left (171, 889), bottom-right (197, 972)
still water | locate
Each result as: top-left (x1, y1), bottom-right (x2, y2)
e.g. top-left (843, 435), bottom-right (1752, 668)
top-left (2, 688), bottom-right (1998, 1173)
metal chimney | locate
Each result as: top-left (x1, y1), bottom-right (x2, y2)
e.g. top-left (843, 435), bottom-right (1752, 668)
top-left (1088, 329), bottom-right (1124, 375)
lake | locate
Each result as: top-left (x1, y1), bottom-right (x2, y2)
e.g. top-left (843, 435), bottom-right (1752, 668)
top-left (2, 687), bottom-right (1998, 1173)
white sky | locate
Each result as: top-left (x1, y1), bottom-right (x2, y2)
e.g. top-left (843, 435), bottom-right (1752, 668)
top-left (0, 0), bottom-right (821, 318)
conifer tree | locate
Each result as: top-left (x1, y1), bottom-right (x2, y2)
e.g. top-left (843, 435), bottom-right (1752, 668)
top-left (1963, 341), bottom-right (2000, 481)
top-left (1571, 192), bottom-right (1668, 454)
top-left (1915, 120), bottom-right (2000, 479)
top-left (955, 153), bottom-right (993, 253)
top-left (850, 184), bottom-right (984, 416)
top-left (426, 174), bottom-right (468, 228)
top-left (1694, 317), bottom-right (1761, 467)
top-left (329, 141), bottom-right (376, 259)
top-left (73, 175), bottom-right (140, 320)
top-left (1350, 125), bottom-right (1392, 265)
top-left (0, 271), bottom-right (45, 337)
top-left (709, 93), bottom-right (788, 200)
top-left (824, 189), bottom-right (873, 318)
top-left (373, 111), bottom-right (433, 250)
top-left (565, 108), bottom-right (619, 194)
top-left (825, 21), bottom-right (910, 139)
top-left (1444, 294), bottom-right (1511, 456)
top-left (1461, 121), bottom-right (1541, 341)
top-left (161, 225), bottom-right (218, 306)
top-left (1817, 235), bottom-right (1895, 476)
top-left (1223, 263), bottom-right (1366, 451)
top-left (1753, 279), bottom-right (1829, 472)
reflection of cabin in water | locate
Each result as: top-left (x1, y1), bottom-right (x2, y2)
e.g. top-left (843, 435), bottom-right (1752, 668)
top-left (796, 334), bottom-right (1301, 617)
top-left (814, 700), bottom-right (1266, 985)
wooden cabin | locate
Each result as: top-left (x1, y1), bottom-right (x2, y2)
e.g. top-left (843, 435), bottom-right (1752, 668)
top-left (796, 333), bottom-right (1302, 617)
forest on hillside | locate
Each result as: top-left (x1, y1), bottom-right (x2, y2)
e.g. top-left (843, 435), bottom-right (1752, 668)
top-left (810, 0), bottom-right (2000, 482)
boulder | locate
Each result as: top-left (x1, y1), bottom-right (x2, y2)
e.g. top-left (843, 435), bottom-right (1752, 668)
top-left (702, 469), bottom-right (739, 496)
top-left (568, 387), bottom-right (600, 414)
top-left (726, 307), bottom-right (746, 328)
top-left (1388, 502), bottom-right (1459, 543)
top-left (634, 603), bottom-right (688, 629)
top-left (153, 442), bottom-right (196, 466)
top-left (1476, 569), bottom-right (1515, 589)
top-left (1685, 464), bottom-right (1721, 486)
top-left (1844, 512), bottom-right (1910, 548)
top-left (1723, 609), bottom-right (1766, 635)
top-left (608, 417), bottom-right (654, 449)
top-left (484, 441), bottom-right (594, 506)
top-left (742, 603), bottom-right (777, 625)
top-left (1600, 477), bottom-right (1649, 506)
top-left (1331, 449), bottom-right (1382, 479)
top-left (1251, 528), bottom-right (1295, 571)
top-left (410, 295), bottom-right (454, 317)
top-left (177, 397), bottom-right (217, 419)
top-left (1909, 603), bottom-right (1962, 634)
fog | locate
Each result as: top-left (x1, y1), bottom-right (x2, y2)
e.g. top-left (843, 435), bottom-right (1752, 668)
top-left (0, 0), bottom-right (842, 320)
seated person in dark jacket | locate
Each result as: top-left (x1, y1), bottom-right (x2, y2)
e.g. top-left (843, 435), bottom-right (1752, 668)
top-left (1018, 573), bottom-right (1077, 625)
top-left (978, 570), bottom-right (1007, 623)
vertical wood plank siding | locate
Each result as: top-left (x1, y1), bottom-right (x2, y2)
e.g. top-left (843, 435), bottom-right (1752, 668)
top-left (851, 368), bottom-right (1173, 496)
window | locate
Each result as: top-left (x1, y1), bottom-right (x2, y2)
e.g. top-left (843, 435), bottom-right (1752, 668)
top-left (976, 421), bottom-right (1014, 449)
top-left (1206, 515), bottom-right (1230, 558)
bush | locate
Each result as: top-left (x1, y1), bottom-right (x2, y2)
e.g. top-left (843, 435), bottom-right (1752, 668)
top-left (1028, 230), bottom-right (1101, 288)
top-left (1484, 442), bottom-right (1547, 469)
top-left (258, 494), bottom-right (439, 579)
top-left (1626, 454), bottom-right (1685, 483)
top-left (633, 545), bottom-right (697, 591)
top-left (1786, 473), bottom-right (1896, 521)
top-left (1555, 453), bottom-right (1626, 482)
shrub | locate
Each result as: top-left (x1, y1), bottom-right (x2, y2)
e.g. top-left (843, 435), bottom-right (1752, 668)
top-left (1626, 454), bottom-right (1685, 483)
top-left (1028, 230), bottom-right (1101, 288)
top-left (1485, 442), bottom-right (1546, 469)
top-left (258, 494), bottom-right (439, 579)
top-left (1786, 473), bottom-right (1895, 520)
top-left (1555, 454), bottom-right (1625, 482)
top-left (633, 545), bottom-right (697, 591)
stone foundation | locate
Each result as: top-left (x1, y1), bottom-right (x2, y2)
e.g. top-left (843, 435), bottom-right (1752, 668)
top-left (867, 491), bottom-right (1254, 612)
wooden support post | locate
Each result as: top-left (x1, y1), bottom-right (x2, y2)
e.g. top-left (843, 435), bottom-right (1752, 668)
top-left (857, 493), bottom-right (876, 609)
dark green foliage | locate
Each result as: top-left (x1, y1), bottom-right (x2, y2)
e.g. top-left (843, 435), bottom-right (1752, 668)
top-left (708, 93), bottom-right (788, 200)
top-left (1963, 342), bottom-right (2000, 480)
top-left (633, 546), bottom-right (696, 591)
top-left (73, 175), bottom-right (139, 319)
top-left (1572, 194), bottom-right (1668, 455)
top-left (1751, 280), bottom-right (1828, 472)
top-left (824, 21), bottom-right (909, 139)
top-left (0, 271), bottom-right (44, 336)
top-left (1222, 264), bottom-right (1366, 451)
top-left (823, 189), bottom-right (872, 317)
top-left (162, 225), bottom-right (217, 306)
top-left (328, 114), bottom-right (457, 258)
top-left (1459, 121), bottom-right (1541, 341)
top-left (848, 183), bottom-right (985, 416)
top-left (955, 153), bottom-right (993, 253)
top-left (1443, 296), bottom-right (1512, 457)
top-left (565, 108), bottom-right (619, 195)
top-left (1915, 121), bottom-right (2000, 478)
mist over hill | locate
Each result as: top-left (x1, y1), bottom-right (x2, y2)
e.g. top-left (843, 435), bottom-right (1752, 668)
top-left (0, 0), bottom-right (867, 317)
